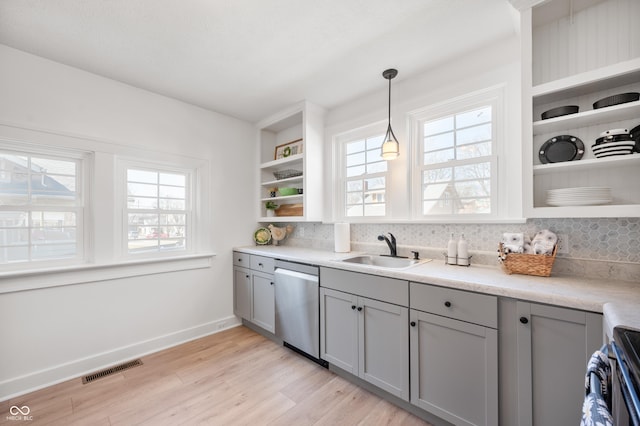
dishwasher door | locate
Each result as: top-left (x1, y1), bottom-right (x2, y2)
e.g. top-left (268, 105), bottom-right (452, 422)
top-left (274, 266), bottom-right (320, 360)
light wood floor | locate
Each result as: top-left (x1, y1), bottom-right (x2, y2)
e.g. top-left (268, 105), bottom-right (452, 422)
top-left (1, 326), bottom-right (431, 425)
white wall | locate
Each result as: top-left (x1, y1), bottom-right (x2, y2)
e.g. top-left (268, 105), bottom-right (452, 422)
top-left (0, 44), bottom-right (256, 399)
top-left (322, 35), bottom-right (523, 222)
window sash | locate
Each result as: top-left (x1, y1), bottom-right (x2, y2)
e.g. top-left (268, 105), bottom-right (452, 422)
top-left (0, 149), bottom-right (84, 265)
top-left (124, 166), bottom-right (190, 255)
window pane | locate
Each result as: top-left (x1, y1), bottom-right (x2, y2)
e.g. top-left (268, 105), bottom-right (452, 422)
top-left (31, 157), bottom-right (76, 176)
top-left (366, 161), bottom-right (387, 174)
top-left (159, 185), bottom-right (185, 199)
top-left (366, 149), bottom-right (384, 164)
top-left (128, 197), bottom-right (158, 209)
top-left (31, 211), bottom-right (75, 227)
top-left (366, 135), bottom-right (384, 150)
top-left (346, 193), bottom-right (363, 204)
top-left (346, 152), bottom-right (366, 167)
top-left (456, 106), bottom-right (491, 128)
top-left (457, 123), bottom-right (491, 145)
top-left (424, 168), bottom-right (452, 184)
top-left (159, 214), bottom-right (186, 226)
top-left (424, 149), bottom-right (454, 165)
top-left (128, 169), bottom-right (157, 184)
top-left (0, 228), bottom-right (28, 245)
top-left (457, 142), bottom-right (491, 159)
top-left (346, 165), bottom-right (365, 177)
top-left (0, 245), bottom-right (29, 262)
top-left (159, 199), bottom-right (186, 210)
top-left (364, 204), bottom-right (385, 216)
top-left (346, 205), bottom-right (363, 217)
top-left (365, 177), bottom-right (385, 190)
top-left (455, 180), bottom-right (491, 197)
top-left (424, 132), bottom-right (454, 152)
top-left (31, 243), bottom-right (76, 260)
top-left (346, 180), bottom-right (362, 191)
top-left (346, 140), bottom-right (365, 154)
top-left (424, 116), bottom-right (454, 136)
top-left (456, 198), bottom-right (491, 214)
top-left (159, 173), bottom-right (185, 186)
top-left (128, 182), bottom-right (157, 197)
top-left (454, 163), bottom-right (491, 180)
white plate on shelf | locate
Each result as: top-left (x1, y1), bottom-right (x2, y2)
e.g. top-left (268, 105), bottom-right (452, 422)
top-left (546, 187), bottom-right (612, 206)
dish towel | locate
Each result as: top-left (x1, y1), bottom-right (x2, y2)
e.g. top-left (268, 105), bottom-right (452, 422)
top-left (580, 346), bottom-right (613, 426)
top-left (502, 232), bottom-right (524, 253)
top-left (531, 229), bottom-right (558, 255)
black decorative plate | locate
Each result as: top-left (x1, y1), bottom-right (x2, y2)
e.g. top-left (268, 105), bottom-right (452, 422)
top-left (539, 135), bottom-right (585, 164)
top-left (630, 124), bottom-right (640, 153)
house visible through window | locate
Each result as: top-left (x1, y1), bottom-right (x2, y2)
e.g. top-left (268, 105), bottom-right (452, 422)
top-left (125, 168), bottom-right (188, 254)
top-left (0, 149), bottom-right (83, 265)
top-left (419, 104), bottom-right (494, 216)
top-left (344, 134), bottom-right (387, 217)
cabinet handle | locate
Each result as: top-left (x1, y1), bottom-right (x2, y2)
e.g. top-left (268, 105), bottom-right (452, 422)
top-left (238, 258), bottom-right (242, 262)
top-left (357, 307), bottom-right (363, 312)
top-left (520, 316), bottom-right (529, 324)
top-left (270, 282), bottom-right (274, 285)
top-left (258, 263), bottom-right (263, 267)
top-left (245, 275), bottom-right (249, 278)
top-left (410, 321), bottom-right (416, 327)
top-left (351, 305), bottom-right (356, 310)
top-left (444, 301), bottom-right (452, 308)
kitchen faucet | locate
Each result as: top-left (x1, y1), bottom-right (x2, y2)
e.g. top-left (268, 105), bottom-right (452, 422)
top-left (378, 233), bottom-right (404, 258)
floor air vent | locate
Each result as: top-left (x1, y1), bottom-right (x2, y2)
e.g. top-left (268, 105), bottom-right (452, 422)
top-left (82, 359), bottom-right (143, 384)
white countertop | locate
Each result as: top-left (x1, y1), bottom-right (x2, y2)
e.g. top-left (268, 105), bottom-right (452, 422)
top-left (235, 245), bottom-right (640, 336)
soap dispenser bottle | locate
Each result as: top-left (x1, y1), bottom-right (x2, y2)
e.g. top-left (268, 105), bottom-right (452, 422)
top-left (457, 234), bottom-right (469, 266)
top-left (447, 233), bottom-right (457, 265)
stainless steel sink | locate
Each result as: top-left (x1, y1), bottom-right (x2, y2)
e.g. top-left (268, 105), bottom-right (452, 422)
top-left (339, 255), bottom-right (430, 269)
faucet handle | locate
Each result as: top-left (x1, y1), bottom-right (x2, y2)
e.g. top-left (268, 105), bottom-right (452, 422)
top-left (411, 251), bottom-right (420, 260)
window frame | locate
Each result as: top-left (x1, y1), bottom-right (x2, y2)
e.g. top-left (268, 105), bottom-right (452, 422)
top-left (409, 87), bottom-right (504, 221)
top-left (117, 159), bottom-right (195, 259)
top-left (333, 122), bottom-right (390, 222)
top-left (0, 142), bottom-right (91, 270)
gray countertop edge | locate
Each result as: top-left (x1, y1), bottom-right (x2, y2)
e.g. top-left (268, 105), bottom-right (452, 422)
top-left (235, 245), bottom-right (640, 335)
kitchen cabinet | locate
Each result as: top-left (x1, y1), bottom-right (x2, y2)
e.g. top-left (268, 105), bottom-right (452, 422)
top-left (256, 100), bottom-right (324, 222)
top-left (232, 252), bottom-right (275, 333)
top-left (319, 267), bottom-right (409, 401)
top-left (520, 0), bottom-right (640, 218)
top-left (409, 282), bottom-right (498, 426)
top-left (506, 301), bottom-right (602, 426)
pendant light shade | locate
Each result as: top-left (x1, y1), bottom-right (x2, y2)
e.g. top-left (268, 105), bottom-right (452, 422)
top-left (381, 68), bottom-right (399, 160)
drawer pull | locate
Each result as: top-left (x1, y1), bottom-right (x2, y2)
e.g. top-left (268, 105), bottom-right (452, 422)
top-left (444, 301), bottom-right (452, 308)
top-left (520, 316), bottom-right (529, 324)
top-left (410, 321), bottom-right (416, 327)
top-left (270, 282), bottom-right (274, 286)
top-left (238, 258), bottom-right (242, 262)
top-left (351, 305), bottom-right (356, 310)
top-left (245, 275), bottom-right (249, 278)
top-left (357, 307), bottom-right (363, 312)
top-left (258, 263), bottom-right (263, 267)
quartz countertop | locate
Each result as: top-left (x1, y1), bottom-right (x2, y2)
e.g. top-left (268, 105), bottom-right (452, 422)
top-left (234, 245), bottom-right (640, 336)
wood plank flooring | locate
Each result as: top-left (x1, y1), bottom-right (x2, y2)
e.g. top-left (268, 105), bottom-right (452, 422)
top-left (1, 326), bottom-right (431, 425)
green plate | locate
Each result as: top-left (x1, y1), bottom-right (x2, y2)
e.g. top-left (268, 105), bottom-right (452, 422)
top-left (254, 227), bottom-right (271, 245)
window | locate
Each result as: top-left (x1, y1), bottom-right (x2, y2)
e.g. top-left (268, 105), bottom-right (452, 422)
top-left (412, 93), bottom-right (499, 218)
top-left (0, 148), bottom-right (85, 265)
top-left (125, 167), bottom-right (189, 255)
top-left (342, 133), bottom-right (388, 218)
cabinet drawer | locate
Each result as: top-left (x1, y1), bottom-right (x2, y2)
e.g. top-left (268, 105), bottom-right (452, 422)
top-left (233, 251), bottom-right (250, 268)
top-left (410, 282), bottom-right (497, 329)
top-left (320, 267), bottom-right (408, 307)
top-left (250, 255), bottom-right (275, 273)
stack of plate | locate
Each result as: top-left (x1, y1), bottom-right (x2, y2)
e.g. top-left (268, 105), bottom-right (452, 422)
top-left (592, 128), bottom-right (636, 158)
top-left (546, 187), bottom-right (612, 206)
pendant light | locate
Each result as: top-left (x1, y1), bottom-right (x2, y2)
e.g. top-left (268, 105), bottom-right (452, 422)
top-left (380, 68), bottom-right (400, 160)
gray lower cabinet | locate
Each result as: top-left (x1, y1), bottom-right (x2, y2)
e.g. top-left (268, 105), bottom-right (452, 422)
top-left (320, 287), bottom-right (410, 400)
top-left (233, 252), bottom-right (275, 333)
top-left (514, 301), bottom-right (602, 426)
top-left (410, 282), bottom-right (498, 426)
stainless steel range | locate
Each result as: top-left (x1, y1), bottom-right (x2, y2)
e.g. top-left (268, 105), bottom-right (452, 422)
top-left (611, 327), bottom-right (640, 426)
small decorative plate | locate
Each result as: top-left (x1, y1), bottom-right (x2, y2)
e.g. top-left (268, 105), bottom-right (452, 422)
top-left (254, 227), bottom-right (271, 245)
top-left (539, 135), bottom-right (585, 164)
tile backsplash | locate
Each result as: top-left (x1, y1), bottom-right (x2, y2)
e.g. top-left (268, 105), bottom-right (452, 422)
top-left (280, 218), bottom-right (640, 282)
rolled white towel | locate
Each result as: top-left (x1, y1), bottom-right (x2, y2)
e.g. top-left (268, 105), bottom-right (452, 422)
top-left (502, 232), bottom-right (524, 253)
top-left (531, 229), bottom-right (558, 255)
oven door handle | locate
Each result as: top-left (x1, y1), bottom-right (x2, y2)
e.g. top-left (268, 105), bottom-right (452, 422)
top-left (612, 341), bottom-right (640, 425)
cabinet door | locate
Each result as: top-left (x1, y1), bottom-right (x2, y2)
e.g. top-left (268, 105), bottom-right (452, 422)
top-left (410, 309), bottom-right (498, 426)
top-left (233, 267), bottom-right (251, 320)
top-left (359, 297), bottom-right (409, 401)
top-left (251, 272), bottom-right (275, 333)
top-left (516, 302), bottom-right (602, 426)
top-left (320, 288), bottom-right (358, 374)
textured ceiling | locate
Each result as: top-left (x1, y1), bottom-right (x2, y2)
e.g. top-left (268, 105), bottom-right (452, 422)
top-left (0, 0), bottom-right (518, 122)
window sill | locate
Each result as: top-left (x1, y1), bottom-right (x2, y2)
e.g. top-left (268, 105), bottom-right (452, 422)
top-left (0, 253), bottom-right (216, 294)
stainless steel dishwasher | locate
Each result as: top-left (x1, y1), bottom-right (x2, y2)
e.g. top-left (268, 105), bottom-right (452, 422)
top-left (274, 260), bottom-right (327, 367)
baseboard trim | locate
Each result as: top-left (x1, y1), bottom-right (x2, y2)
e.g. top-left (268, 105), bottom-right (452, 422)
top-left (0, 316), bottom-right (241, 401)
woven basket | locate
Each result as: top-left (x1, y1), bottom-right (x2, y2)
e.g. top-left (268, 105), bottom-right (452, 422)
top-left (498, 242), bottom-right (557, 277)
